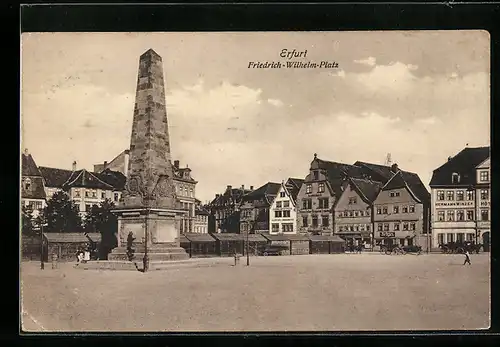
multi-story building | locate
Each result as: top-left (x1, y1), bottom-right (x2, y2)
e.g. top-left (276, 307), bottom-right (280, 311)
top-left (21, 149), bottom-right (47, 218)
top-left (429, 146), bottom-right (490, 250)
top-left (193, 199), bottom-right (209, 234)
top-left (372, 165), bottom-right (428, 248)
top-left (94, 151), bottom-right (198, 233)
top-left (296, 154), bottom-right (367, 235)
top-left (239, 182), bottom-right (281, 234)
top-left (269, 178), bottom-right (304, 235)
top-left (208, 185), bottom-right (253, 233)
top-left (333, 177), bottom-right (381, 248)
top-left (39, 161), bottom-right (126, 217)
top-left (476, 156), bottom-right (490, 251)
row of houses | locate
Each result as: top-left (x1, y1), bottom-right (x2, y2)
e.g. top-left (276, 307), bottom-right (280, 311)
top-left (20, 149), bottom-right (210, 234)
top-left (208, 146), bottom-right (490, 251)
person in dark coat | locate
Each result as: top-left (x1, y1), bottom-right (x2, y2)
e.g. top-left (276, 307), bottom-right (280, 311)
top-left (463, 250), bottom-right (471, 266)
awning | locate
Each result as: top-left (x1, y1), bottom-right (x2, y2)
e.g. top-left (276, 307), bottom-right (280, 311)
top-left (260, 233), bottom-right (309, 241)
top-left (43, 233), bottom-right (102, 243)
top-left (308, 235), bottom-right (345, 242)
top-left (183, 233), bottom-right (216, 242)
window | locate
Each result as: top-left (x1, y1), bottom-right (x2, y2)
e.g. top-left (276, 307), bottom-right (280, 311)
top-left (274, 211), bottom-right (282, 218)
top-left (393, 206), bottom-right (399, 214)
top-left (312, 215), bottom-right (318, 227)
top-left (382, 207), bottom-right (388, 214)
top-left (313, 171), bottom-right (319, 180)
top-left (403, 222), bottom-right (409, 231)
top-left (343, 211), bottom-right (349, 217)
top-left (272, 223), bottom-right (280, 233)
top-left (367, 225), bottom-right (371, 232)
top-left (456, 191), bottom-right (464, 201)
top-left (456, 210), bottom-right (465, 221)
top-left (283, 201), bottom-right (290, 208)
top-left (318, 183), bottom-right (325, 193)
top-left (437, 211), bottom-right (445, 221)
top-left (466, 233), bottom-right (474, 241)
top-left (438, 233), bottom-right (445, 245)
top-left (338, 225), bottom-right (344, 232)
top-left (456, 233), bottom-right (465, 243)
top-left (446, 191), bottom-right (454, 201)
top-left (283, 210), bottom-right (291, 218)
top-left (318, 198), bottom-right (329, 209)
top-left (466, 190), bottom-right (474, 201)
top-left (366, 209), bottom-right (371, 216)
top-left (354, 211), bottom-right (359, 217)
top-left (85, 191), bottom-right (89, 198)
top-left (481, 209), bottom-right (489, 221)
top-left (190, 188), bottom-right (193, 197)
top-left (395, 192), bottom-right (400, 197)
top-left (437, 190), bottom-right (445, 201)
top-left (481, 189), bottom-right (489, 200)
top-left (92, 191), bottom-right (97, 198)
top-left (101, 192), bottom-right (106, 199)
top-left (402, 206), bottom-right (408, 213)
top-left (302, 199), bottom-right (312, 209)
top-left (280, 191), bottom-right (286, 198)
top-left (447, 233), bottom-right (454, 243)
top-left (480, 171), bottom-right (489, 182)
top-left (383, 223), bottom-right (389, 231)
top-left (75, 190), bottom-right (81, 198)
top-left (348, 197), bottom-right (357, 204)
top-left (276, 201), bottom-right (282, 208)
top-left (409, 205), bottom-right (415, 213)
top-left (322, 216), bottom-right (329, 227)
top-left (446, 210), bottom-right (455, 221)
top-left (85, 204), bottom-right (91, 212)
top-left (377, 224), bottom-right (383, 231)
top-left (410, 223), bottom-right (416, 231)
top-left (348, 211), bottom-right (353, 217)
top-left (283, 223), bottom-right (293, 232)
top-left (390, 192), bottom-right (395, 197)
top-left (306, 184), bottom-right (312, 194)
top-left (394, 223), bottom-right (400, 231)
top-left (302, 216), bottom-right (308, 227)
top-left (466, 210), bottom-right (474, 221)
top-left (24, 178), bottom-right (31, 191)
top-left (452, 173), bottom-right (460, 184)
top-left (376, 207), bottom-right (382, 215)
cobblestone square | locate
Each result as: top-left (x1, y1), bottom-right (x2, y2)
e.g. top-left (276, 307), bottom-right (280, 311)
top-left (20, 253), bottom-right (489, 332)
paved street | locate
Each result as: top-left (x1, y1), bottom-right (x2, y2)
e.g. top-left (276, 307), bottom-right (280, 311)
top-left (20, 253), bottom-right (490, 332)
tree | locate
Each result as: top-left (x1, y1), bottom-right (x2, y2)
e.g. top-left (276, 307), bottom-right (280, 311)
top-left (44, 190), bottom-right (82, 233)
top-left (83, 198), bottom-right (118, 259)
top-left (21, 205), bottom-right (34, 235)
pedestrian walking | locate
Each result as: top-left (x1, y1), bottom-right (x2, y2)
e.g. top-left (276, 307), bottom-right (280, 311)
top-left (463, 250), bottom-right (471, 266)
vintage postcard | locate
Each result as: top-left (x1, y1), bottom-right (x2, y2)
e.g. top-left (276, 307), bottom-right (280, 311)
top-left (20, 31), bottom-right (490, 332)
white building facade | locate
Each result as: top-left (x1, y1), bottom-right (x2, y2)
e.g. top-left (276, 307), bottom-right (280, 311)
top-left (269, 179), bottom-right (303, 235)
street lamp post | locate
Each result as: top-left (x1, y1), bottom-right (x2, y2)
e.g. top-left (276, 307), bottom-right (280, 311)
top-left (40, 222), bottom-right (44, 270)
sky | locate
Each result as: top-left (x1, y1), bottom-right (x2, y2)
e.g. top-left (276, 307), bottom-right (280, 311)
top-left (21, 31), bottom-right (490, 203)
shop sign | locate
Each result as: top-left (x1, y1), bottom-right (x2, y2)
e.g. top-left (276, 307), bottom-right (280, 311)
top-left (379, 231), bottom-right (395, 238)
top-left (435, 201), bottom-right (474, 207)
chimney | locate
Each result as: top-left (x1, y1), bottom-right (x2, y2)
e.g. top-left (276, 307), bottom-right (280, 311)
top-left (448, 156), bottom-right (452, 162)
top-left (227, 185), bottom-right (232, 191)
top-left (103, 161), bottom-right (108, 170)
top-left (174, 160), bottom-right (180, 169)
top-left (390, 163), bottom-right (399, 173)
top-left (24, 148), bottom-right (29, 155)
top-left (216, 194), bottom-right (220, 198)
top-left (72, 161), bottom-right (77, 171)
top-left (241, 184), bottom-right (245, 190)
top-left (250, 186), bottom-right (254, 190)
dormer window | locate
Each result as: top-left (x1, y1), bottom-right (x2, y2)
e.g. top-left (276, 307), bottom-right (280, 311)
top-left (24, 178), bottom-right (32, 191)
top-left (480, 171), bottom-right (489, 182)
top-left (313, 171), bottom-right (319, 181)
top-left (452, 173), bottom-right (460, 184)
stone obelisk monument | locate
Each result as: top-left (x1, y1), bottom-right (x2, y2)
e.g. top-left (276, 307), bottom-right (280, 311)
top-left (109, 49), bottom-right (188, 265)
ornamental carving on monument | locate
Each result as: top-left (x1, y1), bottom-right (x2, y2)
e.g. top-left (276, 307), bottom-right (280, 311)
top-left (152, 174), bottom-right (174, 199)
top-left (125, 175), bottom-right (145, 196)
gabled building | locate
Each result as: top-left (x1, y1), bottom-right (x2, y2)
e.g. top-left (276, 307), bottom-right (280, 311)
top-left (21, 149), bottom-right (47, 218)
top-left (39, 161), bottom-right (126, 216)
top-left (208, 185), bottom-right (253, 233)
top-left (333, 177), bottom-right (382, 248)
top-left (372, 165), bottom-right (428, 248)
top-left (239, 182), bottom-right (281, 234)
top-left (429, 146), bottom-right (490, 250)
top-left (193, 199), bottom-right (210, 234)
top-left (269, 178), bottom-right (304, 235)
top-left (296, 154), bottom-right (367, 235)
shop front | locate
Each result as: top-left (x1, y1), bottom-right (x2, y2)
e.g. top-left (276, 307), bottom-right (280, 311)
top-left (375, 231), bottom-right (417, 249)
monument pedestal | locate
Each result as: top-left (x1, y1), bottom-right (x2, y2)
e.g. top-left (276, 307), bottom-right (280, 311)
top-left (108, 207), bottom-right (189, 262)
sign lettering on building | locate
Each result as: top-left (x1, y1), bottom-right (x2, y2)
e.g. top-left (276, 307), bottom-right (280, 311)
top-left (435, 202), bottom-right (474, 207)
top-left (379, 231), bottom-right (395, 238)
